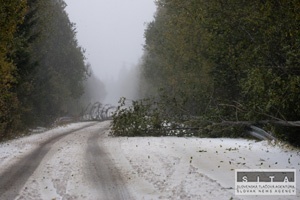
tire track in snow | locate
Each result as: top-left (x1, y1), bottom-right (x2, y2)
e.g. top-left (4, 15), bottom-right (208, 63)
top-left (85, 130), bottom-right (132, 200)
top-left (0, 122), bottom-right (97, 200)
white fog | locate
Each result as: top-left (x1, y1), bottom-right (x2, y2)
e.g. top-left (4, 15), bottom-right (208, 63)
top-left (64, 0), bottom-right (156, 105)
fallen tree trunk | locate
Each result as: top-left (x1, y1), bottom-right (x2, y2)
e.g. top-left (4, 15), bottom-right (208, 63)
top-left (163, 119), bottom-right (299, 140)
top-left (247, 125), bottom-right (276, 141)
top-left (211, 120), bottom-right (300, 127)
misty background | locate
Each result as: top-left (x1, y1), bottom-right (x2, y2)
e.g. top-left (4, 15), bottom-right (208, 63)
top-left (64, 0), bottom-right (156, 105)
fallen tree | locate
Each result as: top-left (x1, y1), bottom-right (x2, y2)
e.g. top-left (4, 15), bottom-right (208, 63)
top-left (111, 98), bottom-right (300, 145)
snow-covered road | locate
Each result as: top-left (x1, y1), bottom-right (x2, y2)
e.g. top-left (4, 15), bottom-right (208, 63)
top-left (0, 121), bottom-right (131, 200)
top-left (0, 121), bottom-right (299, 199)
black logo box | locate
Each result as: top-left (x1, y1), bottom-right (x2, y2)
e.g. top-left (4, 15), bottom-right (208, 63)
top-left (237, 172), bottom-right (295, 182)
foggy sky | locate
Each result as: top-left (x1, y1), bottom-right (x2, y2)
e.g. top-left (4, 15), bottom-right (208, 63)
top-left (64, 0), bottom-right (156, 81)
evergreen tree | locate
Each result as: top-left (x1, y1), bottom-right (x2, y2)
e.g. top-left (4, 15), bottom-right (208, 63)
top-left (0, 0), bottom-right (91, 140)
top-left (138, 0), bottom-right (300, 145)
top-left (0, 0), bottom-right (27, 137)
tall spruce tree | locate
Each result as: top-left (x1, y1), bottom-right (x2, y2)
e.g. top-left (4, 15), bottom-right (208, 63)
top-left (139, 0), bottom-right (300, 145)
top-left (0, 0), bottom-right (27, 138)
top-left (0, 0), bottom-right (90, 140)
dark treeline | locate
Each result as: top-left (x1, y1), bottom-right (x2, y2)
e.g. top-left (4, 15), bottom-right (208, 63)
top-left (112, 0), bottom-right (300, 146)
top-left (0, 0), bottom-right (101, 140)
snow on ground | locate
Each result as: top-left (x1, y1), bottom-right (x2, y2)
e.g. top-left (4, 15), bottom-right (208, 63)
top-left (0, 121), bottom-right (299, 200)
top-left (0, 121), bottom-right (96, 175)
top-left (14, 122), bottom-right (111, 200)
top-left (0, 121), bottom-right (110, 200)
top-left (102, 129), bottom-right (300, 200)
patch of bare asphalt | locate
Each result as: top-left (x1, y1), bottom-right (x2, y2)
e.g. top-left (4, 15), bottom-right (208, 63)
top-left (0, 123), bottom-right (97, 200)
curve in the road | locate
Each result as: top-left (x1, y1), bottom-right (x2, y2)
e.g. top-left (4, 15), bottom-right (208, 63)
top-left (0, 123), bottom-right (97, 200)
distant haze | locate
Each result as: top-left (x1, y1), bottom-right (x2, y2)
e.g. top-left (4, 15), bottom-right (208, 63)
top-left (64, 0), bottom-right (156, 81)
